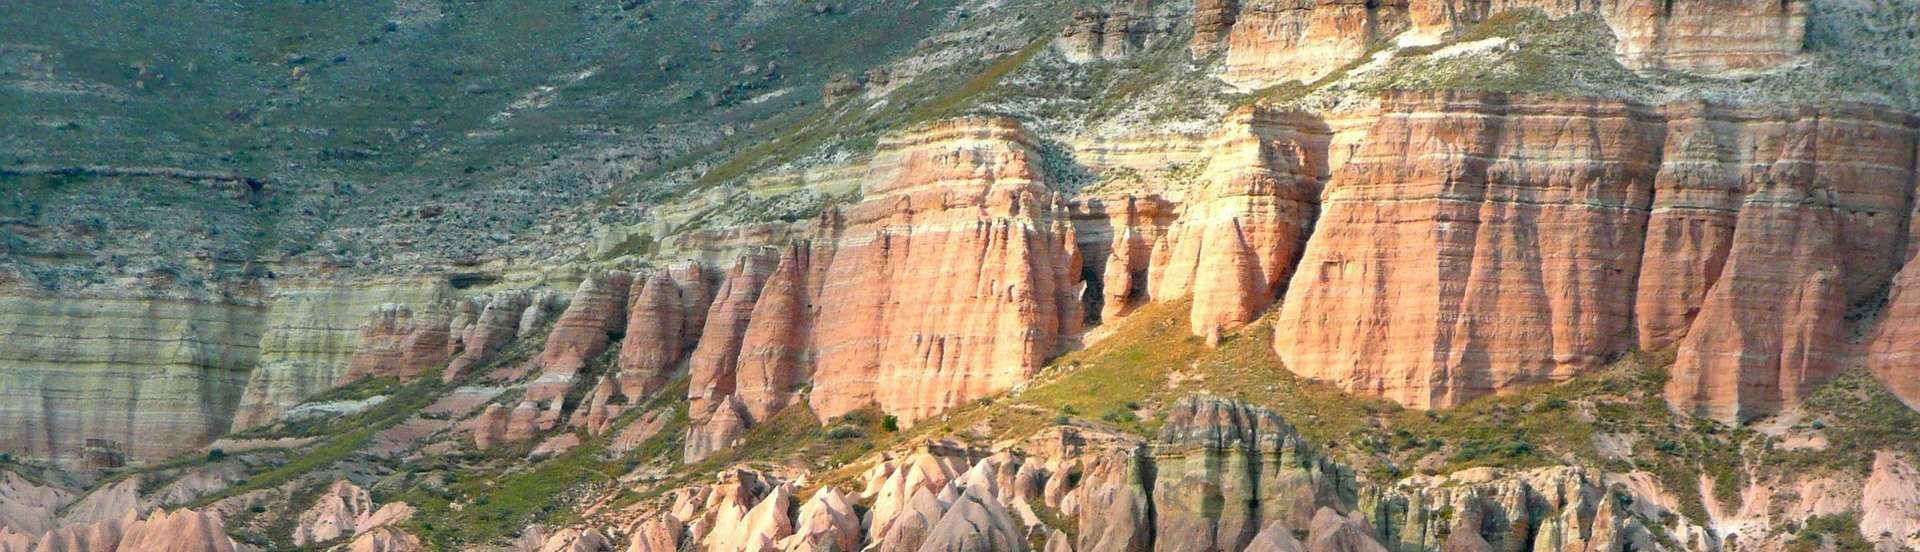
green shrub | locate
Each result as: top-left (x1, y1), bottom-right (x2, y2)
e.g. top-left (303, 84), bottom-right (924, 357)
top-left (880, 415), bottom-right (899, 433)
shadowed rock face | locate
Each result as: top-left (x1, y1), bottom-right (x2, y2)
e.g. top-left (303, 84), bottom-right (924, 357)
top-left (1152, 396), bottom-right (1354, 552)
top-left (613, 396), bottom-right (1695, 552)
top-left (341, 302), bottom-right (453, 382)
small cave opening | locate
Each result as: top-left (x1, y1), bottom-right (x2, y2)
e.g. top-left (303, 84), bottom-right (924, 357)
top-left (1081, 265), bottom-right (1106, 327)
top-left (447, 272), bottom-right (500, 289)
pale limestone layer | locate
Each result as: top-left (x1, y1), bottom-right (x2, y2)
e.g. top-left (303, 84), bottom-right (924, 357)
top-left (234, 279), bottom-right (449, 430)
top-left (0, 292), bottom-right (264, 465)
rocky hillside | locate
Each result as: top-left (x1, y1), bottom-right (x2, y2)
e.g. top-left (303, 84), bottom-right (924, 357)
top-left (4, 0), bottom-right (1920, 550)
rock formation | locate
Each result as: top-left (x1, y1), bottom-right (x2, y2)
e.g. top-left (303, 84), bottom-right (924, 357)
top-left (1661, 103), bottom-right (1917, 421)
top-left (1151, 396), bottom-right (1353, 551)
top-left (1276, 92), bottom-right (1666, 410)
top-left (533, 271), bottom-right (634, 400)
top-left (1202, 0), bottom-right (1808, 89)
top-left (730, 246), bottom-right (812, 423)
top-left (445, 291), bottom-right (535, 382)
top-left (616, 275), bottom-right (690, 401)
top-left (340, 302), bottom-right (453, 382)
top-left (0, 292), bottom-right (265, 465)
top-left (1149, 106), bottom-right (1327, 337)
top-left (808, 116), bottom-right (1084, 423)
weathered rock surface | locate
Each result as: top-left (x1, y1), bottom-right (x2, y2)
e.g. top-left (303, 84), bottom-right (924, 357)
top-left (1204, 0), bottom-right (1807, 88)
top-left (0, 291), bottom-right (265, 465)
top-left (1149, 107), bottom-right (1327, 336)
top-left (534, 271), bottom-right (634, 400)
top-left (445, 291), bottom-right (536, 382)
top-left (732, 246), bottom-right (812, 423)
top-left (1662, 103), bottom-right (1918, 421)
top-left (340, 302), bottom-right (453, 382)
top-left (808, 117), bottom-right (1083, 423)
top-left (1152, 396), bottom-right (1353, 551)
top-left (236, 280), bottom-right (448, 431)
top-left (1057, 7), bottom-right (1172, 64)
top-left (1276, 92), bottom-right (1665, 410)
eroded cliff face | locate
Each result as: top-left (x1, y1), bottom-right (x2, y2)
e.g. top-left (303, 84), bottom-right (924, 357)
top-left (1276, 92), bottom-right (1666, 410)
top-left (234, 280), bottom-right (451, 431)
top-left (806, 116), bottom-right (1084, 423)
top-left (1273, 92), bottom-right (1919, 419)
top-left (1148, 106), bottom-right (1328, 338)
top-left (0, 291), bottom-right (264, 466)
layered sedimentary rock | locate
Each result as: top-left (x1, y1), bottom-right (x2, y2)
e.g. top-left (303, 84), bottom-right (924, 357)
top-left (1204, 0), bottom-right (1806, 89)
top-left (339, 302), bottom-right (453, 382)
top-left (616, 275), bottom-right (691, 400)
top-left (1276, 92), bottom-right (1666, 410)
top-left (731, 246), bottom-right (812, 423)
top-left (1272, 91), bottom-right (1917, 419)
top-left (533, 270), bottom-right (634, 400)
top-left (1149, 106), bottom-right (1328, 336)
top-left (0, 291), bottom-right (265, 465)
top-left (685, 254), bottom-right (777, 421)
top-left (1217, 0), bottom-right (1409, 88)
top-left (808, 116), bottom-right (1084, 422)
top-left (1662, 103), bottom-right (1918, 421)
top-left (1057, 7), bottom-right (1171, 63)
top-left (1151, 396), bottom-right (1353, 551)
top-left (236, 280), bottom-right (449, 430)
top-left (1606, 0), bottom-right (1806, 71)
top-left (613, 396), bottom-right (1697, 552)
top-left (444, 291), bottom-right (535, 382)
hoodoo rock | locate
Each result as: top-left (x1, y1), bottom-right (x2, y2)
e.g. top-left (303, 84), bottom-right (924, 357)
top-left (445, 291), bottom-right (534, 382)
top-left (341, 302), bottom-right (453, 382)
top-left (808, 116), bottom-right (1084, 423)
top-left (616, 274), bottom-right (690, 401)
top-left (686, 253), bottom-right (777, 421)
top-left (1276, 92), bottom-right (1666, 410)
top-left (1150, 106), bottom-right (1327, 337)
top-left (533, 271), bottom-right (634, 400)
top-left (1152, 396), bottom-right (1353, 551)
top-left (731, 245), bottom-right (812, 423)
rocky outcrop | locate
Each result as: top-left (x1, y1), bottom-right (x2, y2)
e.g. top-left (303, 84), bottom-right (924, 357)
top-left (616, 274), bottom-right (693, 401)
top-left (1606, 0), bottom-right (1806, 72)
top-left (1862, 451), bottom-right (1920, 551)
top-left (732, 246), bottom-right (812, 423)
top-left (1203, 0), bottom-right (1807, 88)
top-left (293, 480), bottom-right (375, 546)
top-left (808, 116), bottom-right (1084, 423)
top-left (1151, 396), bottom-right (1353, 551)
top-left (236, 280), bottom-right (448, 431)
top-left (341, 302), bottom-right (453, 382)
top-left (534, 271), bottom-right (634, 400)
top-left (445, 291), bottom-right (536, 382)
top-left (39, 508), bottom-right (256, 552)
top-left (683, 395), bottom-right (749, 463)
top-left (469, 400), bottom-right (561, 450)
top-left (1149, 107), bottom-right (1328, 337)
top-left (1276, 92), bottom-right (1666, 410)
top-left (0, 291), bottom-right (265, 465)
top-left (1217, 0), bottom-right (1408, 88)
top-left (1662, 103), bottom-right (1918, 421)
top-left (1057, 7), bottom-right (1171, 64)
top-left (686, 254), bottom-right (777, 421)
